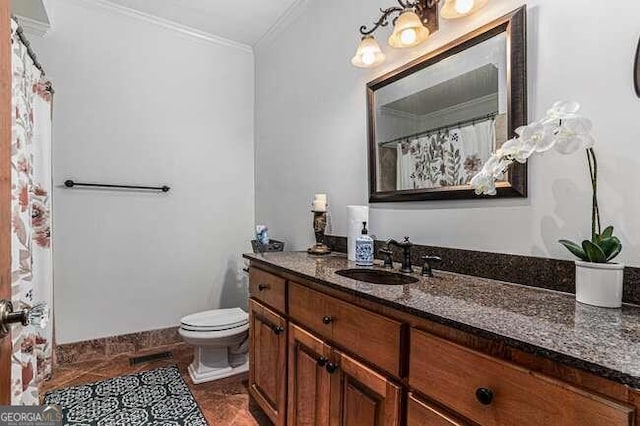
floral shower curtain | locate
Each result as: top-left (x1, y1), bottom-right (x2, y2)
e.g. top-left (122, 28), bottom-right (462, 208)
top-left (10, 20), bottom-right (54, 405)
top-left (396, 118), bottom-right (495, 190)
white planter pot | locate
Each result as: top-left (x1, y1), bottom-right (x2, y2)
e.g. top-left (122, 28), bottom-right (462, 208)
top-left (575, 260), bottom-right (624, 308)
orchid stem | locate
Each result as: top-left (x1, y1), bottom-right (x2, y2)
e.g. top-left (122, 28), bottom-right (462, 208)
top-left (586, 148), bottom-right (600, 240)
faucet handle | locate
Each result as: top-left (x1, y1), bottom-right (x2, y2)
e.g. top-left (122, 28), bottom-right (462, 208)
top-left (421, 255), bottom-right (442, 277)
top-left (402, 236), bottom-right (413, 246)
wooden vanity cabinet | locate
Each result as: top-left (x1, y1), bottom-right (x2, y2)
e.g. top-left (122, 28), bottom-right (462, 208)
top-left (329, 350), bottom-right (401, 426)
top-left (407, 394), bottom-right (468, 426)
top-left (248, 264), bottom-right (638, 426)
top-left (250, 267), bottom-right (287, 314)
top-left (289, 282), bottom-right (403, 378)
top-left (288, 323), bottom-right (401, 426)
top-left (288, 324), bottom-right (333, 426)
top-left (409, 329), bottom-right (635, 426)
top-left (249, 299), bottom-right (287, 426)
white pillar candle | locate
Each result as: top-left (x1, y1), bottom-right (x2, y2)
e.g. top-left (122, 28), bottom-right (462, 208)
top-left (312, 200), bottom-right (327, 212)
top-left (312, 194), bottom-right (328, 211)
top-left (314, 194), bottom-right (327, 203)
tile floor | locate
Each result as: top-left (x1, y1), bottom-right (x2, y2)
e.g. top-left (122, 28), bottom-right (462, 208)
top-left (42, 343), bottom-right (271, 425)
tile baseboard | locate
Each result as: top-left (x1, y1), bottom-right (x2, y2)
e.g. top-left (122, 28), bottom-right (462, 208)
top-left (56, 326), bottom-right (182, 365)
top-left (325, 235), bottom-right (640, 306)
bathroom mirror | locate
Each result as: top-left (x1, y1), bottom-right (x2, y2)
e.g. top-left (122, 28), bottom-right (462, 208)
top-left (367, 7), bottom-right (527, 202)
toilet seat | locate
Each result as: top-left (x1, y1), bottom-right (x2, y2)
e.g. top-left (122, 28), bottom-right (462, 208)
top-left (180, 307), bottom-right (248, 332)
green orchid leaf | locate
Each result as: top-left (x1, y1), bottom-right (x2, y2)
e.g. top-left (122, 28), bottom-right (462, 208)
top-left (606, 242), bottom-right (622, 262)
top-left (598, 237), bottom-right (621, 258)
top-left (582, 240), bottom-right (607, 263)
top-left (559, 240), bottom-right (588, 261)
top-left (601, 226), bottom-right (614, 240)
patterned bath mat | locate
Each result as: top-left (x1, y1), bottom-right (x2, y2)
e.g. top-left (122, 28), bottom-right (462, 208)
top-left (43, 365), bottom-right (208, 425)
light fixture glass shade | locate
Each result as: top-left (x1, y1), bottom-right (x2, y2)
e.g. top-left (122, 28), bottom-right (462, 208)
top-left (351, 36), bottom-right (386, 68)
top-left (441, 0), bottom-right (489, 19)
top-left (388, 9), bottom-right (430, 48)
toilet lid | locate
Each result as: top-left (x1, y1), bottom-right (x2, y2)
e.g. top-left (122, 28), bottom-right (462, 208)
top-left (180, 308), bottom-right (248, 331)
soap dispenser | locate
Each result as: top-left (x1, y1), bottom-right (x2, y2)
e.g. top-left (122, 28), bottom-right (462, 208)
top-left (355, 221), bottom-right (374, 267)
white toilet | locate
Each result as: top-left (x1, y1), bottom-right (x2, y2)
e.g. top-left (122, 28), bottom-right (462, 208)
top-left (178, 307), bottom-right (249, 384)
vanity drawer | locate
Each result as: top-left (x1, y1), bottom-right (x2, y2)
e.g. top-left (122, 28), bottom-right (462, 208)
top-left (407, 393), bottom-right (468, 426)
top-left (249, 267), bottom-right (286, 314)
top-left (289, 282), bottom-right (402, 377)
top-left (409, 329), bottom-right (634, 426)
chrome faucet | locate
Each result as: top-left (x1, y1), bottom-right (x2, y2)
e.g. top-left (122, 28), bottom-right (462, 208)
top-left (386, 237), bottom-right (414, 273)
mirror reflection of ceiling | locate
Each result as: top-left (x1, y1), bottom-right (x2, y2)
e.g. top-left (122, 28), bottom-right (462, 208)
top-left (382, 64), bottom-right (498, 117)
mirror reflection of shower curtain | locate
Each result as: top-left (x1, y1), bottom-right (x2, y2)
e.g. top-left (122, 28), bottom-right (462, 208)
top-left (10, 20), bottom-right (54, 405)
top-left (396, 118), bottom-right (495, 190)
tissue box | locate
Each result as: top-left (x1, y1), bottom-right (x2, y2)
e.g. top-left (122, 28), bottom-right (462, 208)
top-left (251, 239), bottom-right (285, 253)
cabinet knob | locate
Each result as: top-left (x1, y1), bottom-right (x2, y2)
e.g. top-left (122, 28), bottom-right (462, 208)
top-left (325, 362), bottom-right (339, 374)
top-left (322, 316), bottom-right (333, 325)
top-left (317, 356), bottom-right (328, 367)
top-left (271, 325), bottom-right (284, 335)
top-left (475, 387), bottom-right (494, 405)
top-left (258, 284), bottom-right (269, 291)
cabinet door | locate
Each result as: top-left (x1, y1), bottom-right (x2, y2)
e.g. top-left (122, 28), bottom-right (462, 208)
top-left (288, 324), bottom-right (332, 426)
top-left (329, 351), bottom-right (401, 426)
top-left (249, 299), bottom-right (287, 426)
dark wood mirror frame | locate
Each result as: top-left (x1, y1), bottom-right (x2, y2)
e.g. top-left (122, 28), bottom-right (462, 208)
top-left (367, 7), bottom-right (527, 203)
top-left (635, 36), bottom-right (640, 97)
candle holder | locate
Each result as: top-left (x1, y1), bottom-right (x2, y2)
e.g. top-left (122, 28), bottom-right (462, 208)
top-left (308, 210), bottom-right (331, 255)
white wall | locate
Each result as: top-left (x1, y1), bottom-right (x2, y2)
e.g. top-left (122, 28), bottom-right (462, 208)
top-left (33, 0), bottom-right (255, 344)
top-left (255, 0), bottom-right (640, 267)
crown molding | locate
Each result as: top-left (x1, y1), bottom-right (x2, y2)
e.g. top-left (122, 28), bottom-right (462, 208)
top-left (68, 0), bottom-right (253, 53)
top-left (255, 0), bottom-right (309, 50)
top-left (13, 15), bottom-right (51, 38)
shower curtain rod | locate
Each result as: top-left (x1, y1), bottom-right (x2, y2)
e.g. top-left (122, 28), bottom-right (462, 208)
top-left (380, 112), bottom-right (498, 147)
top-left (12, 16), bottom-right (47, 77)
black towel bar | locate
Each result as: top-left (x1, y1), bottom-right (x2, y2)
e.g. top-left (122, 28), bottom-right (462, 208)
top-left (64, 180), bottom-right (170, 192)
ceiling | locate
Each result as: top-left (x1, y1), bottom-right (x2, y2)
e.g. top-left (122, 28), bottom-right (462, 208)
top-left (12, 0), bottom-right (50, 24)
top-left (104, 0), bottom-right (300, 46)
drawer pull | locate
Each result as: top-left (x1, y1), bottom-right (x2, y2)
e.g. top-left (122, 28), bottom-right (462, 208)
top-left (322, 316), bottom-right (333, 325)
top-left (258, 284), bottom-right (270, 291)
top-left (325, 362), bottom-right (339, 374)
top-left (271, 325), bottom-right (284, 335)
top-left (317, 356), bottom-right (328, 367)
top-left (475, 388), bottom-right (494, 405)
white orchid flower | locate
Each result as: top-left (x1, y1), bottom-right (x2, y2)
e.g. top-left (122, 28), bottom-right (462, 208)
top-left (470, 171), bottom-right (497, 196)
top-left (544, 100), bottom-right (581, 121)
top-left (554, 116), bottom-right (595, 154)
top-left (470, 152), bottom-right (513, 195)
top-left (481, 154), bottom-right (512, 179)
top-left (497, 138), bottom-right (534, 163)
top-left (516, 122), bottom-right (555, 153)
top-left (471, 100), bottom-right (595, 196)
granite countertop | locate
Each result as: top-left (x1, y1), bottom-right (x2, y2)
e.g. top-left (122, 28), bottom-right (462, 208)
top-left (244, 251), bottom-right (640, 389)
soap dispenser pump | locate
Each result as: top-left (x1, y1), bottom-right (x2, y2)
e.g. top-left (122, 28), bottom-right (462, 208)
top-left (355, 221), bottom-right (374, 267)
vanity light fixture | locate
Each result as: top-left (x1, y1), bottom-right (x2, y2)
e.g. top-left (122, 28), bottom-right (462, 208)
top-left (441, 0), bottom-right (489, 19)
top-left (352, 36), bottom-right (386, 68)
top-left (353, 0), bottom-right (490, 68)
top-left (388, 9), bottom-right (431, 48)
